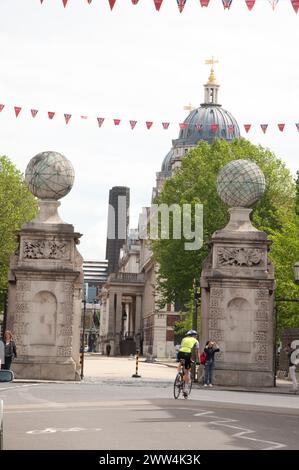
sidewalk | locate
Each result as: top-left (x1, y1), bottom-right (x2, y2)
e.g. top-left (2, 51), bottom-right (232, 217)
top-left (155, 357), bottom-right (299, 395)
top-left (7, 355), bottom-right (299, 395)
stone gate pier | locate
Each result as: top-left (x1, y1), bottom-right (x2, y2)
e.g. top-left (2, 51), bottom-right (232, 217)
top-left (7, 151), bottom-right (83, 381)
top-left (200, 160), bottom-right (275, 387)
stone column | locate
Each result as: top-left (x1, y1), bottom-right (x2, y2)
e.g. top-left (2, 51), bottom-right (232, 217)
top-left (124, 303), bottom-right (130, 336)
top-left (114, 293), bottom-right (122, 355)
top-left (135, 295), bottom-right (142, 351)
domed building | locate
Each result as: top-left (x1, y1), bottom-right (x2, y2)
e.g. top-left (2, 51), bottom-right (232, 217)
top-left (101, 64), bottom-right (242, 359)
top-left (155, 64), bottom-right (240, 194)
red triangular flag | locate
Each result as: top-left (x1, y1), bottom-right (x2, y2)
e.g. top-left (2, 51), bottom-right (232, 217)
top-left (211, 123), bottom-right (219, 133)
top-left (162, 122), bottom-right (170, 129)
top-left (31, 109), bottom-right (38, 118)
top-left (195, 123), bottom-right (203, 131)
top-left (260, 124), bottom-right (268, 133)
top-left (14, 106), bottom-right (22, 118)
top-left (48, 111), bottom-right (55, 120)
top-left (62, 0), bottom-right (68, 7)
top-left (244, 124), bottom-right (251, 133)
top-left (277, 123), bottom-right (285, 132)
top-left (0, 104), bottom-right (5, 112)
top-left (200, 0), bottom-right (210, 6)
top-left (227, 124), bottom-right (234, 134)
top-left (153, 0), bottom-right (163, 11)
top-left (179, 123), bottom-right (187, 129)
top-left (295, 123), bottom-right (299, 132)
top-left (97, 117), bottom-right (105, 127)
top-left (291, 0), bottom-right (299, 13)
top-left (108, 0), bottom-right (116, 10)
top-left (146, 121), bottom-right (153, 129)
top-left (114, 119), bottom-right (121, 126)
top-left (245, 0), bottom-right (255, 10)
top-left (177, 0), bottom-right (187, 13)
top-left (129, 120), bottom-right (137, 129)
top-left (64, 114), bottom-right (71, 124)
top-left (222, 0), bottom-right (233, 9)
top-left (131, 0), bottom-right (139, 4)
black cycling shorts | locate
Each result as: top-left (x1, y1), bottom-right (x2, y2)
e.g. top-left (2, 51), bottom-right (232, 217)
top-left (177, 351), bottom-right (192, 370)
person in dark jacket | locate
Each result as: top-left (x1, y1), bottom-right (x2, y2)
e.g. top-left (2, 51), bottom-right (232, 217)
top-left (204, 340), bottom-right (220, 387)
top-left (1, 330), bottom-right (17, 370)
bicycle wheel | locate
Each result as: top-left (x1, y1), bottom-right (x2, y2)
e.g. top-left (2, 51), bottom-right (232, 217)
top-left (173, 373), bottom-right (183, 399)
top-left (184, 378), bottom-right (192, 398)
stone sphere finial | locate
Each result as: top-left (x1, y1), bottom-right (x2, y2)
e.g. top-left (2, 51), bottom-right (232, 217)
top-left (217, 159), bottom-right (266, 207)
top-left (25, 151), bottom-right (75, 200)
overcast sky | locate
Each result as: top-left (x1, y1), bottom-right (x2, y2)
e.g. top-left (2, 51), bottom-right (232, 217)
top-left (0, 0), bottom-right (298, 260)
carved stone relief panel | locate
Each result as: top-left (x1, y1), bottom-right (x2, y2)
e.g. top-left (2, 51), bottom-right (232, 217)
top-left (217, 247), bottom-right (265, 268)
top-left (23, 239), bottom-right (70, 260)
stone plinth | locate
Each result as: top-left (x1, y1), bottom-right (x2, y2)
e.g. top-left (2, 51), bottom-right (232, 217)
top-left (7, 199), bottom-right (83, 381)
top-left (200, 208), bottom-right (275, 387)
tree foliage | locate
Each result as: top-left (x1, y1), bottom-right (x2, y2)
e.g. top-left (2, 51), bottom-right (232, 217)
top-left (151, 138), bottom-right (299, 332)
top-left (0, 156), bottom-right (37, 297)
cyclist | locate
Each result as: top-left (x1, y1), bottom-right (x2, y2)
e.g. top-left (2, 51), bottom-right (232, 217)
top-left (177, 330), bottom-right (200, 397)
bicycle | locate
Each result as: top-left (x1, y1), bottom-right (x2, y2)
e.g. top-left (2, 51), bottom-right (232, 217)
top-left (173, 359), bottom-right (193, 399)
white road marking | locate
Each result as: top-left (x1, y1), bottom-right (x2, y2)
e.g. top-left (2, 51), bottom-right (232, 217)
top-left (193, 410), bottom-right (286, 450)
top-left (27, 427), bottom-right (102, 434)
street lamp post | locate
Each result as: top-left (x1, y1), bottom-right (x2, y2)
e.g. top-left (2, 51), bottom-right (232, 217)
top-left (192, 278), bottom-right (198, 331)
top-left (80, 296), bottom-right (87, 380)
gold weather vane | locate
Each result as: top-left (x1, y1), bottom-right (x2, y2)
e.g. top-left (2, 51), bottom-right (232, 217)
top-left (205, 56), bottom-right (219, 84)
top-left (183, 103), bottom-right (195, 112)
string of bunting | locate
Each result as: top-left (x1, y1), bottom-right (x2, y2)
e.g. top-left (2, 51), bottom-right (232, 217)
top-left (0, 103), bottom-right (298, 134)
top-left (38, 0), bottom-right (299, 14)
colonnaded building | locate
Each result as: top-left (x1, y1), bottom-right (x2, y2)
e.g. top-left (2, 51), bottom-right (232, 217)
top-left (99, 65), bottom-right (241, 357)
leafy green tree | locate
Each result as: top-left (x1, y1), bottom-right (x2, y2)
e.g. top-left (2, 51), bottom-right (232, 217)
top-left (151, 138), bottom-right (299, 331)
top-left (295, 170), bottom-right (299, 216)
top-left (0, 156), bottom-right (37, 298)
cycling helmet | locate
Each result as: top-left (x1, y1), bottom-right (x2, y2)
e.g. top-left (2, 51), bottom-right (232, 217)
top-left (186, 330), bottom-right (198, 336)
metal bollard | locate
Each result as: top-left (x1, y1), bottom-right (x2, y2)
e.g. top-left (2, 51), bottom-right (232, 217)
top-left (132, 349), bottom-right (141, 378)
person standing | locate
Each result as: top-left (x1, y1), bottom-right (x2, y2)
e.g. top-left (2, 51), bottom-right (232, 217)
top-left (285, 343), bottom-right (298, 392)
top-left (106, 343), bottom-right (111, 357)
top-left (204, 340), bottom-right (220, 387)
top-left (1, 330), bottom-right (17, 370)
